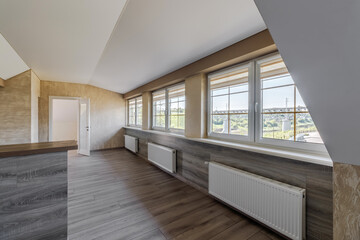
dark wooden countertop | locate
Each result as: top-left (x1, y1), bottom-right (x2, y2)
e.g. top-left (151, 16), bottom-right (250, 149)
top-left (0, 141), bottom-right (78, 158)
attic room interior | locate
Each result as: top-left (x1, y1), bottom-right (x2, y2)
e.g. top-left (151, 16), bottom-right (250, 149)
top-left (0, 0), bottom-right (359, 240)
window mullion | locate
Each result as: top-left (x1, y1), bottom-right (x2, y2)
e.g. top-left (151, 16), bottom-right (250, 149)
top-left (135, 98), bottom-right (137, 126)
top-left (254, 60), bottom-right (261, 143)
top-left (294, 85), bottom-right (297, 141)
top-left (165, 88), bottom-right (169, 131)
top-left (228, 87), bottom-right (230, 134)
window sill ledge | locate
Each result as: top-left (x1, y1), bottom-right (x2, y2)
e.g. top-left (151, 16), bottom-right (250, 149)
top-left (124, 127), bottom-right (333, 167)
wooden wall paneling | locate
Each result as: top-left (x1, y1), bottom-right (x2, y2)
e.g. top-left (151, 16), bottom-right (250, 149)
top-left (0, 151), bottom-right (68, 239)
top-left (125, 128), bottom-right (333, 240)
top-left (0, 77), bottom-right (4, 87)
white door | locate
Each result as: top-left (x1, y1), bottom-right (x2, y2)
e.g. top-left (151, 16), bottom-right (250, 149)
top-left (79, 98), bottom-right (90, 156)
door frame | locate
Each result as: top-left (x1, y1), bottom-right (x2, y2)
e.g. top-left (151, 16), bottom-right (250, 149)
top-left (49, 96), bottom-right (81, 143)
top-left (78, 98), bottom-right (91, 156)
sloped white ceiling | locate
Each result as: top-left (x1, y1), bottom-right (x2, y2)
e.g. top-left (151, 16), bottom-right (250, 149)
top-left (90, 0), bottom-right (266, 93)
top-left (255, 0), bottom-right (360, 165)
top-left (0, 0), bottom-right (265, 93)
top-left (0, 33), bottom-right (29, 79)
top-left (0, 0), bottom-right (127, 84)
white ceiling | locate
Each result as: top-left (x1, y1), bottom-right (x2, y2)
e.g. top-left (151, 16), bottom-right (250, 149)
top-left (90, 0), bottom-right (266, 93)
top-left (0, 0), bottom-right (127, 84)
top-left (255, 0), bottom-right (360, 165)
top-left (0, 33), bottom-right (29, 79)
top-left (0, 0), bottom-right (265, 93)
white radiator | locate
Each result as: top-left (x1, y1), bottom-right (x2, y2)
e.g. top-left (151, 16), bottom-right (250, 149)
top-left (209, 162), bottom-right (305, 240)
top-left (148, 143), bottom-right (176, 173)
top-left (124, 135), bottom-right (138, 153)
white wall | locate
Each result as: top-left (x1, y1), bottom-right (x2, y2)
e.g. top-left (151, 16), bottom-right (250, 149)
top-left (255, 0), bottom-right (360, 165)
top-left (52, 99), bottom-right (78, 142)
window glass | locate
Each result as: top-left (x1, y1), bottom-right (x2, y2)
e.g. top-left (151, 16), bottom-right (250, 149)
top-left (207, 53), bottom-right (325, 152)
top-left (152, 90), bottom-right (166, 128)
top-left (136, 97), bottom-right (142, 126)
top-left (168, 84), bottom-right (185, 130)
top-left (209, 65), bottom-right (249, 136)
top-left (152, 83), bottom-right (186, 132)
top-left (260, 57), bottom-right (323, 144)
top-left (128, 99), bottom-right (136, 126)
top-left (127, 97), bottom-right (142, 127)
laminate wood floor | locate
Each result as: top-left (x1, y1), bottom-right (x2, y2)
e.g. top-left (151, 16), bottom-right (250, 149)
top-left (68, 149), bottom-right (284, 240)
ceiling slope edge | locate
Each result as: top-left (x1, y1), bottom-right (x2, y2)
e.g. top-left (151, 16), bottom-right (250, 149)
top-left (255, 0), bottom-right (360, 165)
top-left (0, 33), bottom-right (29, 80)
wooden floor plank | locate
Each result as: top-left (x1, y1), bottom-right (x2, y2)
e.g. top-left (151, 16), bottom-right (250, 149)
top-left (68, 149), bottom-right (284, 240)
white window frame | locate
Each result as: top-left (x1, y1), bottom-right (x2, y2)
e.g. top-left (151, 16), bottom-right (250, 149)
top-left (152, 89), bottom-right (167, 131)
top-left (152, 82), bottom-right (185, 134)
top-left (207, 52), bottom-right (327, 154)
top-left (254, 53), bottom-right (327, 153)
top-left (207, 62), bottom-right (255, 143)
top-left (127, 96), bottom-right (142, 128)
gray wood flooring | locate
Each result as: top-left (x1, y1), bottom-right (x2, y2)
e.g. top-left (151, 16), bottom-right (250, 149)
top-left (125, 128), bottom-right (333, 239)
top-left (68, 149), bottom-right (284, 240)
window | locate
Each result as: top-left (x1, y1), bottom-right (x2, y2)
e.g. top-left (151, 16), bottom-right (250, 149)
top-left (128, 98), bottom-right (136, 126)
top-left (168, 84), bottom-right (185, 131)
top-left (208, 53), bottom-right (325, 152)
top-left (256, 54), bottom-right (324, 149)
top-left (136, 97), bottom-right (142, 126)
top-left (127, 96), bottom-right (142, 127)
top-left (152, 83), bottom-right (185, 133)
top-left (152, 89), bottom-right (166, 129)
top-left (208, 63), bottom-right (254, 141)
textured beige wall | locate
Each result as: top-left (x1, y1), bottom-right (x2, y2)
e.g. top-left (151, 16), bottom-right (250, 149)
top-left (334, 162), bottom-right (360, 240)
top-left (0, 70), bottom-right (32, 145)
top-left (185, 73), bottom-right (207, 138)
top-left (142, 92), bottom-right (151, 130)
top-left (39, 81), bottom-right (125, 150)
top-left (31, 71), bottom-right (40, 142)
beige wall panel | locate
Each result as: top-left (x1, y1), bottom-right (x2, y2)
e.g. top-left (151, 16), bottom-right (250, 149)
top-left (185, 73), bottom-right (207, 138)
top-left (125, 30), bottom-right (276, 98)
top-left (0, 70), bottom-right (32, 145)
top-left (31, 71), bottom-right (40, 143)
top-left (333, 162), bottom-right (360, 240)
top-left (39, 81), bottom-right (126, 150)
top-left (142, 92), bottom-right (151, 130)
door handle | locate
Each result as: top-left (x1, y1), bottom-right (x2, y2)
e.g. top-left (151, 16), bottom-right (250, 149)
top-left (255, 102), bottom-right (259, 113)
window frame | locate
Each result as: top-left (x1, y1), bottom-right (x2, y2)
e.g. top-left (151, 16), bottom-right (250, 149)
top-left (127, 96), bottom-right (142, 128)
top-left (135, 96), bottom-right (142, 127)
top-left (152, 89), bottom-right (167, 131)
top-left (167, 83), bottom-right (186, 134)
top-left (207, 62), bottom-right (255, 142)
top-left (151, 82), bottom-right (185, 134)
top-left (254, 53), bottom-right (327, 153)
top-left (207, 52), bottom-right (327, 154)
